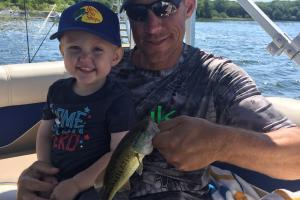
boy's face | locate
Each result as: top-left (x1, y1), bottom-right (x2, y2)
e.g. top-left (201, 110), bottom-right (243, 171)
top-left (60, 30), bottom-right (123, 90)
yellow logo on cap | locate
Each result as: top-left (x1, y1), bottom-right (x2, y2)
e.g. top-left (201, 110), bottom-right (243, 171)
top-left (75, 6), bottom-right (103, 24)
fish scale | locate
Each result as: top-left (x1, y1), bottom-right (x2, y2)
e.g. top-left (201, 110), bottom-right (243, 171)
top-left (98, 118), bottom-right (159, 200)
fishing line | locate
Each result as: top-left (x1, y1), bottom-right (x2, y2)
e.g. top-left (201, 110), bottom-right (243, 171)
top-left (23, 0), bottom-right (31, 63)
top-left (30, 22), bottom-right (57, 62)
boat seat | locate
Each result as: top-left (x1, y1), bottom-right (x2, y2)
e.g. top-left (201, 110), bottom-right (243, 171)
top-left (266, 96), bottom-right (300, 126)
top-left (0, 184), bottom-right (17, 200)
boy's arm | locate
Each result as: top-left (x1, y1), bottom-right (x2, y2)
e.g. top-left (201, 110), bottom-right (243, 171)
top-left (36, 119), bottom-right (54, 163)
top-left (72, 131), bottom-right (128, 191)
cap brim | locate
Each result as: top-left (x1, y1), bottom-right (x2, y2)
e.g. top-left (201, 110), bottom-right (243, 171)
top-left (49, 27), bottom-right (121, 47)
top-left (49, 32), bottom-right (61, 40)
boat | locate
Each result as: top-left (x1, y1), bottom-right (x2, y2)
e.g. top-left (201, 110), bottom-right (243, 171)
top-left (0, 0), bottom-right (299, 199)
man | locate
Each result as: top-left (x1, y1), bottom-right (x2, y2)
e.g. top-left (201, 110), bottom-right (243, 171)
top-left (17, 0), bottom-right (300, 199)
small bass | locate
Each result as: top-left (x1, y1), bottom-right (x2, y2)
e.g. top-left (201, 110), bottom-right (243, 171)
top-left (98, 118), bottom-right (159, 200)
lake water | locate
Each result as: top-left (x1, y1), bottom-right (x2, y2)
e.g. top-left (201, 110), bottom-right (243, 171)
top-left (0, 18), bottom-right (300, 99)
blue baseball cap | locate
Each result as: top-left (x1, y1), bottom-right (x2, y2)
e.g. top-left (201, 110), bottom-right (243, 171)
top-left (50, 1), bottom-right (121, 47)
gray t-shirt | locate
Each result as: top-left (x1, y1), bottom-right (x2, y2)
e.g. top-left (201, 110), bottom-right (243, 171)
top-left (109, 43), bottom-right (294, 199)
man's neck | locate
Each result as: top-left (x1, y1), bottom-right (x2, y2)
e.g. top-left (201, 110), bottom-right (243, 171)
top-left (132, 45), bottom-right (183, 71)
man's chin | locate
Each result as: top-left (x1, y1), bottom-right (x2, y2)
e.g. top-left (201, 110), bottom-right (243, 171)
top-left (143, 45), bottom-right (168, 57)
top-left (145, 39), bottom-right (167, 49)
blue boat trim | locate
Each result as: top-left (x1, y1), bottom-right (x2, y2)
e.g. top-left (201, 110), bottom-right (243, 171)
top-left (0, 103), bottom-right (44, 147)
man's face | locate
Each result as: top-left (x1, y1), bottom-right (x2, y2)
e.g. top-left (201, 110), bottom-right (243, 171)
top-left (126, 0), bottom-right (195, 68)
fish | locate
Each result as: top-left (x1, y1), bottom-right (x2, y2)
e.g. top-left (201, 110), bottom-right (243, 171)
top-left (96, 118), bottom-right (159, 200)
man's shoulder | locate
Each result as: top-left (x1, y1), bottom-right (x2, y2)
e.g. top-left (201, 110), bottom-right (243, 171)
top-left (183, 44), bottom-right (231, 69)
top-left (182, 44), bottom-right (251, 86)
top-left (180, 45), bottom-right (229, 75)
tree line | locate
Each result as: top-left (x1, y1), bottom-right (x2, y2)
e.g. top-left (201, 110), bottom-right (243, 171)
top-left (1, 0), bottom-right (300, 21)
top-left (197, 0), bottom-right (300, 21)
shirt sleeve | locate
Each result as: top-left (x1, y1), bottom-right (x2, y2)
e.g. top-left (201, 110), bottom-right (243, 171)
top-left (42, 85), bottom-right (56, 120)
top-left (107, 92), bottom-right (137, 133)
top-left (212, 61), bottom-right (295, 132)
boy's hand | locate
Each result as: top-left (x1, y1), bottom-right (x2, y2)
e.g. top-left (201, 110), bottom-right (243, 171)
top-left (50, 178), bottom-right (81, 200)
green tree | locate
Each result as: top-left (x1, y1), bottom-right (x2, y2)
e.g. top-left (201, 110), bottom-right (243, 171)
top-left (296, 10), bottom-right (300, 20)
top-left (226, 1), bottom-right (243, 18)
top-left (203, 0), bottom-right (211, 18)
top-left (272, 8), bottom-right (283, 20)
top-left (196, 0), bottom-right (204, 18)
top-left (214, 0), bottom-right (227, 13)
top-left (1, 0), bottom-right (300, 21)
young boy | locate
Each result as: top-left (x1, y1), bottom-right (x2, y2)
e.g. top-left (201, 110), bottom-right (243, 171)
top-left (36, 1), bottom-right (136, 199)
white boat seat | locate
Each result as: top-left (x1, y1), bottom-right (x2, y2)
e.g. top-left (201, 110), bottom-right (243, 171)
top-left (266, 97), bottom-right (300, 126)
top-left (0, 184), bottom-right (17, 200)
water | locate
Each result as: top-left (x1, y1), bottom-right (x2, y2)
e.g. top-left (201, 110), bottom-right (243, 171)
top-left (196, 20), bottom-right (300, 99)
top-left (0, 18), bottom-right (61, 64)
top-left (0, 18), bottom-right (299, 99)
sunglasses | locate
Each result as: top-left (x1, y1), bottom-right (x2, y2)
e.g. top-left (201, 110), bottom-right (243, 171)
top-left (122, 0), bottom-right (182, 22)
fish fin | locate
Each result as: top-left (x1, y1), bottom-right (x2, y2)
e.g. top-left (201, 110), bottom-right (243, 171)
top-left (136, 153), bottom-right (143, 175)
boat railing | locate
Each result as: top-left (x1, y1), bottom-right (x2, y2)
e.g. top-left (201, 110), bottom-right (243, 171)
top-left (237, 0), bottom-right (300, 66)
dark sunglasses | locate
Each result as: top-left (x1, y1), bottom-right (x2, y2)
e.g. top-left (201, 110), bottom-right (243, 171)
top-left (121, 0), bottom-right (182, 22)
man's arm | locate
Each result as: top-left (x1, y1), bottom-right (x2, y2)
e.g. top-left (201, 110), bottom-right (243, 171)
top-left (154, 116), bottom-right (300, 180)
top-left (36, 120), bottom-right (54, 163)
top-left (225, 125), bottom-right (300, 179)
top-left (17, 161), bottom-right (59, 200)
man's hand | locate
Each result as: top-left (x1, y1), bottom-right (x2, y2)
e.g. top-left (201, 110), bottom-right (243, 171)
top-left (17, 161), bottom-right (59, 200)
top-left (50, 178), bottom-right (81, 200)
top-left (153, 116), bottom-right (227, 171)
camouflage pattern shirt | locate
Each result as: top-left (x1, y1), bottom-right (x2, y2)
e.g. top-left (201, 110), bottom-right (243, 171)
top-left (109, 43), bottom-right (295, 200)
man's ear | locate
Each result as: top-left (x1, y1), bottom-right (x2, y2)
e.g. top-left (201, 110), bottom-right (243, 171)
top-left (184, 0), bottom-right (196, 18)
top-left (112, 47), bottom-right (124, 66)
top-left (59, 43), bottom-right (64, 57)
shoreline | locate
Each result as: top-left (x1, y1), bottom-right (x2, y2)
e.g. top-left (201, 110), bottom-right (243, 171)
top-left (0, 15), bottom-right (297, 23)
top-left (0, 8), bottom-right (60, 19)
top-left (0, 7), bottom-right (299, 22)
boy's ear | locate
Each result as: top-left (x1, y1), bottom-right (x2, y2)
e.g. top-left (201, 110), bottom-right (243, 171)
top-left (112, 47), bottom-right (124, 66)
top-left (59, 43), bottom-right (64, 57)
